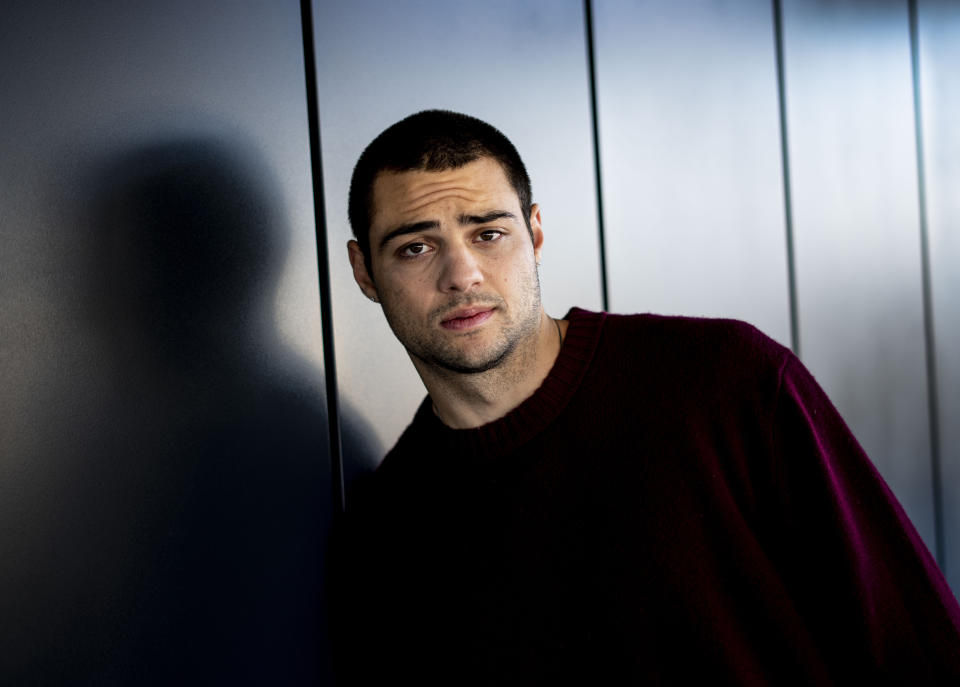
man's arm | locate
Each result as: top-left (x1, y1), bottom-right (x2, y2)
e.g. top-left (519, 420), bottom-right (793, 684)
top-left (768, 352), bottom-right (960, 680)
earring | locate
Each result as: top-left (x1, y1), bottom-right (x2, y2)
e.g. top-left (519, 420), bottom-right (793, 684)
top-left (369, 295), bottom-right (379, 303)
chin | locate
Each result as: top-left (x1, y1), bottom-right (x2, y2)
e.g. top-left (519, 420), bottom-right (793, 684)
top-left (420, 339), bottom-right (515, 375)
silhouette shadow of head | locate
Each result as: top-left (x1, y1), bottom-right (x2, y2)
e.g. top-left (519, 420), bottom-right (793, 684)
top-left (93, 139), bottom-right (283, 366)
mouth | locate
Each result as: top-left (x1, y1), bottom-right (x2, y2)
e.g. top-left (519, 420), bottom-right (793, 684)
top-left (440, 307), bottom-right (495, 331)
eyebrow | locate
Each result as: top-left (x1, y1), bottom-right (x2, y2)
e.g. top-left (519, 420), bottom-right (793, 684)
top-left (378, 210), bottom-right (518, 252)
top-left (378, 220), bottom-right (440, 252)
top-left (457, 210), bottom-right (518, 226)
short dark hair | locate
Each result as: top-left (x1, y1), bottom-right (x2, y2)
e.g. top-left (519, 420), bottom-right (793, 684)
top-left (348, 110), bottom-right (533, 273)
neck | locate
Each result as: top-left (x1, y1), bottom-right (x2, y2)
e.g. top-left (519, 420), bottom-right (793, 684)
top-left (413, 309), bottom-right (566, 429)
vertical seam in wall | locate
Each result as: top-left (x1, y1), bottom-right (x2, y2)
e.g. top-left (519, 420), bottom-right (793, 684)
top-left (908, 0), bottom-right (945, 570)
top-left (300, 0), bottom-right (346, 515)
top-left (583, 0), bottom-right (609, 312)
top-left (772, 0), bottom-right (800, 357)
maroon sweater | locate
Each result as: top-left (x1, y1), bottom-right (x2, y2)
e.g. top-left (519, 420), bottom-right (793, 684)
top-left (330, 308), bottom-right (960, 685)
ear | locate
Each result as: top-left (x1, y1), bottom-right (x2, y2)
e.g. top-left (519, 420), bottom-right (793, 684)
top-left (529, 203), bottom-right (544, 263)
top-left (347, 240), bottom-right (379, 302)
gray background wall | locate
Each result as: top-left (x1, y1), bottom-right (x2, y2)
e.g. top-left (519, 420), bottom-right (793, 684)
top-left (2, 0), bottom-right (957, 682)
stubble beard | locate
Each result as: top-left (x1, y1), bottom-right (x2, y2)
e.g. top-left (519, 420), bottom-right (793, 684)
top-left (383, 269), bottom-right (543, 376)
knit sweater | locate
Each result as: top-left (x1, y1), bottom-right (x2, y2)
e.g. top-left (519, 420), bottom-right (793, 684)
top-left (330, 308), bottom-right (960, 685)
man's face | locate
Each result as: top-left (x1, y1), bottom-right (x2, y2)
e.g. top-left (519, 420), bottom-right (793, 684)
top-left (349, 157), bottom-right (544, 375)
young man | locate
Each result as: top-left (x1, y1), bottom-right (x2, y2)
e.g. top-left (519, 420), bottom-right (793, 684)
top-left (331, 110), bottom-right (960, 684)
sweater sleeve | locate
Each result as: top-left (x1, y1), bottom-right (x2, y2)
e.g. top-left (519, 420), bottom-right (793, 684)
top-left (769, 352), bottom-right (960, 680)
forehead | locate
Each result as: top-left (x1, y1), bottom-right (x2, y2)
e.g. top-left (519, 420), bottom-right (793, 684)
top-left (369, 157), bottom-right (518, 232)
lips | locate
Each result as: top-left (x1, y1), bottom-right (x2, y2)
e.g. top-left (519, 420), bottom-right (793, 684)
top-left (440, 307), bottom-right (495, 331)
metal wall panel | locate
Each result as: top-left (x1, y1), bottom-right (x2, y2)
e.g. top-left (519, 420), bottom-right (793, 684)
top-left (918, 0), bottom-right (960, 591)
top-left (592, 0), bottom-right (792, 347)
top-left (313, 0), bottom-right (603, 472)
top-left (0, 1), bottom-right (331, 683)
top-left (781, 0), bottom-right (936, 548)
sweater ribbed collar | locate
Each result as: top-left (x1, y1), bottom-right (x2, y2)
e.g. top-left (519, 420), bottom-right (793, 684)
top-left (402, 307), bottom-right (605, 462)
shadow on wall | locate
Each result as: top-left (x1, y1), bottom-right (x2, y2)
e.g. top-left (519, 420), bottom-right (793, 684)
top-left (4, 136), bottom-right (378, 685)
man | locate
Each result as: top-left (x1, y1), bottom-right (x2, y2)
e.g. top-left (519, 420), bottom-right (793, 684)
top-left (331, 109), bottom-right (960, 684)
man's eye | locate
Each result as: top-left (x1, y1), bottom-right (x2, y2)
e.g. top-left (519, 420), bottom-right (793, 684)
top-left (399, 242), bottom-right (430, 258)
top-left (477, 230), bottom-right (503, 242)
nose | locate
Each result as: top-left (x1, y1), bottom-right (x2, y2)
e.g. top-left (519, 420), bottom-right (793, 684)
top-left (437, 242), bottom-right (483, 293)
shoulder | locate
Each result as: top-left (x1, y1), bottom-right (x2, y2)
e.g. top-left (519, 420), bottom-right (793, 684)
top-left (380, 395), bottom-right (438, 469)
top-left (575, 307), bottom-right (792, 378)
top-left (345, 396), bottom-right (437, 513)
top-left (611, 309), bottom-right (782, 348)
top-left (558, 309), bottom-right (796, 429)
